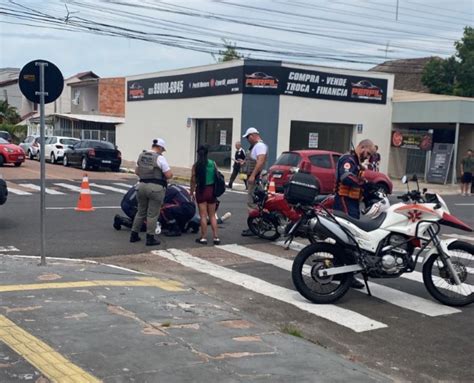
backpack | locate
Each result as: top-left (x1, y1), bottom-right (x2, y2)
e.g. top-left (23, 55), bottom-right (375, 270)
top-left (213, 163), bottom-right (226, 197)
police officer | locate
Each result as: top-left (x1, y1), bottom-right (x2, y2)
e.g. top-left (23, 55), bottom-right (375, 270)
top-left (334, 139), bottom-right (375, 289)
top-left (130, 138), bottom-right (173, 246)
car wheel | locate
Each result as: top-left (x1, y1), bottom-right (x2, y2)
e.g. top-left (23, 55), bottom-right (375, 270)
top-left (376, 182), bottom-right (390, 195)
top-left (0, 155), bottom-right (4, 167)
top-left (50, 153), bottom-right (56, 164)
top-left (14, 162), bottom-right (22, 167)
top-left (63, 155), bottom-right (69, 167)
top-left (81, 157), bottom-right (89, 170)
top-left (28, 150), bottom-right (34, 160)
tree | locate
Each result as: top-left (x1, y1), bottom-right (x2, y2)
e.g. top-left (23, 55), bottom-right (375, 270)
top-left (215, 39), bottom-right (244, 62)
top-left (422, 27), bottom-right (474, 97)
top-left (0, 100), bottom-right (21, 124)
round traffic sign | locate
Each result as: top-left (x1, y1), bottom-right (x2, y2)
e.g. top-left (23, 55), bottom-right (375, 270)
top-left (19, 60), bottom-right (64, 104)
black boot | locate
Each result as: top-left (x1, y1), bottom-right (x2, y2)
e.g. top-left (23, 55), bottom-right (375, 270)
top-left (146, 234), bottom-right (161, 246)
top-left (351, 277), bottom-right (365, 290)
top-left (130, 231), bottom-right (141, 243)
top-left (113, 215), bottom-right (122, 231)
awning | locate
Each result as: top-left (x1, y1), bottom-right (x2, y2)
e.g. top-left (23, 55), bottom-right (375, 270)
top-left (52, 113), bottom-right (125, 124)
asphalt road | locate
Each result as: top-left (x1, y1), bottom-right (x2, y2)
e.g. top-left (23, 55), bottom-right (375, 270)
top-left (1, 161), bottom-right (473, 382)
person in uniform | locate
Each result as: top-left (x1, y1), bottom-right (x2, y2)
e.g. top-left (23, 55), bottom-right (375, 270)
top-left (241, 127), bottom-right (268, 237)
top-left (160, 184), bottom-right (196, 236)
top-left (334, 139), bottom-right (375, 289)
top-left (227, 141), bottom-right (246, 189)
top-left (130, 138), bottom-right (173, 246)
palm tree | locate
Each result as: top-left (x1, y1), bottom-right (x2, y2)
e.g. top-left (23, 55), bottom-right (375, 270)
top-left (0, 100), bottom-right (21, 124)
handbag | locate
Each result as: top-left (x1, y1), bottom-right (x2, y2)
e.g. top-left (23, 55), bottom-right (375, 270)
top-left (213, 163), bottom-right (226, 197)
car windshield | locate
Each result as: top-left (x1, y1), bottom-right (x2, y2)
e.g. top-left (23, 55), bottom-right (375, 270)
top-left (90, 141), bottom-right (115, 149)
top-left (0, 138), bottom-right (9, 144)
top-left (274, 152), bottom-right (301, 167)
top-left (60, 139), bottom-right (79, 146)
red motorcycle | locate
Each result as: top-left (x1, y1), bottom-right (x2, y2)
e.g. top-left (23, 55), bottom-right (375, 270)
top-left (247, 180), bottom-right (333, 240)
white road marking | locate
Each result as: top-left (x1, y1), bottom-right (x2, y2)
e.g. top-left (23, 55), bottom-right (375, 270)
top-left (46, 206), bottom-right (120, 210)
top-left (54, 183), bottom-right (103, 195)
top-left (89, 183), bottom-right (128, 194)
top-left (454, 203), bottom-right (474, 206)
top-left (0, 246), bottom-right (20, 252)
top-left (219, 244), bottom-right (461, 317)
top-left (18, 183), bottom-right (65, 195)
top-left (443, 234), bottom-right (474, 242)
top-left (113, 183), bottom-right (135, 189)
top-left (401, 271), bottom-right (473, 297)
top-left (6, 187), bottom-right (32, 195)
top-left (154, 248), bottom-right (387, 333)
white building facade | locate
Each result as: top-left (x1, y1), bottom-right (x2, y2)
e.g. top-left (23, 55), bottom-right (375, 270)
top-left (120, 59), bottom-right (394, 172)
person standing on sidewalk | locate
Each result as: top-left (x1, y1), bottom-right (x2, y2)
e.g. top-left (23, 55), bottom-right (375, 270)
top-left (227, 141), bottom-right (246, 189)
top-left (190, 145), bottom-right (220, 245)
top-left (460, 149), bottom-right (473, 196)
top-left (241, 127), bottom-right (268, 237)
top-left (130, 138), bottom-right (173, 246)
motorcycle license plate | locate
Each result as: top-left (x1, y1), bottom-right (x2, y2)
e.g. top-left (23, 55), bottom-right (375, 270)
top-left (272, 174), bottom-right (282, 178)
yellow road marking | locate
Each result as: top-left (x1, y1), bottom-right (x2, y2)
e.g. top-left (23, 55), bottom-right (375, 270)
top-left (0, 276), bottom-right (184, 293)
top-left (0, 315), bottom-right (101, 382)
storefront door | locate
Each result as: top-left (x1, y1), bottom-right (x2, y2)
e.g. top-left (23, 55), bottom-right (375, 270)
top-left (197, 119), bottom-right (233, 168)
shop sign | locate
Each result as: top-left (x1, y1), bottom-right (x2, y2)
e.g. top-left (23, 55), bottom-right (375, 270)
top-left (427, 143), bottom-right (453, 184)
top-left (391, 130), bottom-right (433, 151)
top-left (128, 64), bottom-right (388, 104)
top-left (308, 132), bottom-right (319, 148)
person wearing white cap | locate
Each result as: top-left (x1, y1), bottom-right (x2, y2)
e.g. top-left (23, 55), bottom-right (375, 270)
top-left (241, 127), bottom-right (268, 236)
top-left (130, 138), bottom-right (173, 246)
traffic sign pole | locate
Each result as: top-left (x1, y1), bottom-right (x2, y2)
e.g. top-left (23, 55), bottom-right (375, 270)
top-left (35, 61), bottom-right (48, 266)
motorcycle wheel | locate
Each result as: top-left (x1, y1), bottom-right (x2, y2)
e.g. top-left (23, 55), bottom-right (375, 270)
top-left (247, 215), bottom-right (280, 241)
top-left (422, 241), bottom-right (473, 307)
top-left (292, 243), bottom-right (352, 304)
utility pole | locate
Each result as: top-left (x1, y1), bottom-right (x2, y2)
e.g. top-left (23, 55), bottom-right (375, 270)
top-left (378, 41), bottom-right (395, 58)
top-left (396, 0), bottom-right (400, 21)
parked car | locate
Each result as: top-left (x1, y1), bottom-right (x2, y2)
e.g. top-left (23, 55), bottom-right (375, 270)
top-left (20, 135), bottom-right (40, 160)
top-left (268, 150), bottom-right (393, 195)
top-left (0, 137), bottom-right (25, 167)
top-left (45, 136), bottom-right (80, 164)
top-left (0, 175), bottom-right (7, 205)
top-left (0, 131), bottom-right (12, 143)
top-left (63, 140), bottom-right (121, 171)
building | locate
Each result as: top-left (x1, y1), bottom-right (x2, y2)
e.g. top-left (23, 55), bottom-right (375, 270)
top-left (121, 59), bottom-right (394, 172)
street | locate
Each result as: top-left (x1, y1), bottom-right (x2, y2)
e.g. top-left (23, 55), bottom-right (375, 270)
top-left (1, 160), bottom-right (473, 382)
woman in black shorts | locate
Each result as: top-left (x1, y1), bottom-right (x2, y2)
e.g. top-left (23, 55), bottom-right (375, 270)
top-left (190, 145), bottom-right (220, 245)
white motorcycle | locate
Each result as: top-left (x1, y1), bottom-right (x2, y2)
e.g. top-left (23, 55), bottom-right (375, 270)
top-left (291, 175), bottom-right (473, 307)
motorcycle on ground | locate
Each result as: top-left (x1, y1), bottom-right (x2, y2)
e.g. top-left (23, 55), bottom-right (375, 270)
top-left (291, 175), bottom-right (473, 307)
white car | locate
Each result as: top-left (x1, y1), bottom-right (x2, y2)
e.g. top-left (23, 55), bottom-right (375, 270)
top-left (44, 136), bottom-right (80, 164)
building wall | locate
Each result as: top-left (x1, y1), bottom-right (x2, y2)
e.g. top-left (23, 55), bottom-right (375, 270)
top-left (119, 94), bottom-right (242, 167)
top-left (278, 96), bottom-right (393, 173)
top-left (98, 78), bottom-right (125, 117)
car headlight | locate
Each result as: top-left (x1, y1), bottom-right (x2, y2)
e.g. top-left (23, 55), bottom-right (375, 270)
top-left (3, 147), bottom-right (14, 153)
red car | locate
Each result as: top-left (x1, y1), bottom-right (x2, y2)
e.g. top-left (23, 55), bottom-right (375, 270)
top-left (268, 150), bottom-right (393, 195)
top-left (0, 137), bottom-right (25, 167)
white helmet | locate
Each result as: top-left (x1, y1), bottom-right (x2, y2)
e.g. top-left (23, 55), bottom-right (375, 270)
top-left (364, 195), bottom-right (390, 219)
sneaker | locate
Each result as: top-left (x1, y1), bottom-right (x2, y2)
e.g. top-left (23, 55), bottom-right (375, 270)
top-left (195, 238), bottom-right (208, 245)
top-left (241, 229), bottom-right (255, 237)
top-left (213, 238), bottom-right (221, 245)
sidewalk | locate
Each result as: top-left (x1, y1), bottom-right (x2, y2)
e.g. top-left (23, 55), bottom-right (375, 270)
top-left (121, 159), bottom-right (460, 195)
top-left (0, 254), bottom-right (391, 382)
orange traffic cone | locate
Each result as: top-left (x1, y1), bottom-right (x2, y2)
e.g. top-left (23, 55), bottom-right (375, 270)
top-left (75, 173), bottom-right (95, 212)
top-left (268, 180), bottom-right (276, 194)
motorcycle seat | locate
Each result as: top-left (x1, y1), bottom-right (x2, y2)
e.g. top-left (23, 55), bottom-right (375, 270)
top-left (332, 211), bottom-right (386, 232)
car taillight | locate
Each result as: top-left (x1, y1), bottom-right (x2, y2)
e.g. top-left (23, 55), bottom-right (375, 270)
top-left (117, 150), bottom-right (121, 159)
top-left (88, 149), bottom-right (96, 157)
top-left (55, 145), bottom-right (63, 149)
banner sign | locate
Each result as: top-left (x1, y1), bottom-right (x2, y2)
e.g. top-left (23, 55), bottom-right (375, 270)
top-left (391, 130), bottom-right (433, 151)
top-left (128, 64), bottom-right (388, 104)
top-left (427, 143), bottom-right (453, 184)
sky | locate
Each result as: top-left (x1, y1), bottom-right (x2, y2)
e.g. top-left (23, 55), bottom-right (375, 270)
top-left (0, 0), bottom-right (473, 78)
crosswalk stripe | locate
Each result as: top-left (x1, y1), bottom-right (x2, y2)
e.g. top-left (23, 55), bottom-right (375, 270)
top-left (0, 246), bottom-right (20, 252)
top-left (401, 271), bottom-right (473, 297)
top-left (53, 183), bottom-right (103, 195)
top-left (219, 244), bottom-right (460, 317)
top-left (6, 187), bottom-right (32, 195)
top-left (89, 183), bottom-right (128, 194)
top-left (154, 248), bottom-right (387, 333)
top-left (18, 183), bottom-right (65, 195)
top-left (113, 182), bottom-right (135, 189)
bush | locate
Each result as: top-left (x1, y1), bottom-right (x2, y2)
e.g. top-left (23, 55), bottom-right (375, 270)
top-left (0, 123), bottom-right (27, 144)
